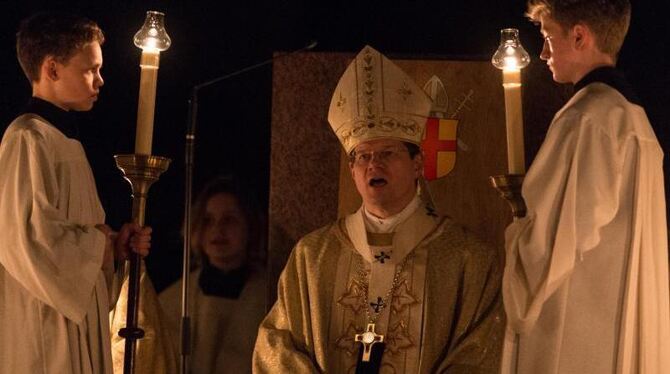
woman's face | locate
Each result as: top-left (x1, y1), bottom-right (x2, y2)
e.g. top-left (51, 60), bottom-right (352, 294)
top-left (200, 193), bottom-right (249, 272)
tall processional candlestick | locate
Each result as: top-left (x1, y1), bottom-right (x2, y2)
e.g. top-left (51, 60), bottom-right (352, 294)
top-left (490, 28), bottom-right (530, 218)
top-left (115, 10), bottom-right (172, 374)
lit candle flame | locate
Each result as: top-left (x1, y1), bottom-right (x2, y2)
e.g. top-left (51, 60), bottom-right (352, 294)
top-left (503, 56), bottom-right (520, 71)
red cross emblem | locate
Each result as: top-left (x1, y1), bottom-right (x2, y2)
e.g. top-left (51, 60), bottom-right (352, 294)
top-left (421, 117), bottom-right (458, 180)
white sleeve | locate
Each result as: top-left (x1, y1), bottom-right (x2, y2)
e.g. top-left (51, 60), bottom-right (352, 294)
top-left (503, 110), bottom-right (624, 333)
top-left (0, 127), bottom-right (106, 323)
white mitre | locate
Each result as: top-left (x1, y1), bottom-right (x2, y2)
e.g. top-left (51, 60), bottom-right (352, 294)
top-left (327, 45), bottom-right (432, 153)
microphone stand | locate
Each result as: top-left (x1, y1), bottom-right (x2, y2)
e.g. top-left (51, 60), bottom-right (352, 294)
top-left (179, 41), bottom-right (317, 374)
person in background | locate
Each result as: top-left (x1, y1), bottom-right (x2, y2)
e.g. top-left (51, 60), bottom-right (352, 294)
top-left (160, 176), bottom-right (267, 374)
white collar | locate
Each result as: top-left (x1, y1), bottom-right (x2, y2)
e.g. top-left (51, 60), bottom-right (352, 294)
top-left (363, 195), bottom-right (422, 233)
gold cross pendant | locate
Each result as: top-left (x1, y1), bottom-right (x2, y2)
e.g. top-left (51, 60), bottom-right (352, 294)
top-left (354, 323), bottom-right (384, 362)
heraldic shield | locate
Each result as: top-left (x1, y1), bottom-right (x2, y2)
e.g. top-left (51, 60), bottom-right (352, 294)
top-left (421, 76), bottom-right (458, 181)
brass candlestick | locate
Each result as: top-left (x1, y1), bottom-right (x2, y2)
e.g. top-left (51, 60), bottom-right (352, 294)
top-left (490, 174), bottom-right (527, 218)
top-left (114, 154), bottom-right (170, 374)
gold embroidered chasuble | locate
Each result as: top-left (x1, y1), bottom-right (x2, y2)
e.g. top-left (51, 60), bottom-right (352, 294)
top-left (253, 204), bottom-right (505, 373)
top-left (329, 199), bottom-right (433, 373)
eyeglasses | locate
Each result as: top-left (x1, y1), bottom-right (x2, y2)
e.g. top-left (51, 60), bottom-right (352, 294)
top-left (350, 147), bottom-right (409, 166)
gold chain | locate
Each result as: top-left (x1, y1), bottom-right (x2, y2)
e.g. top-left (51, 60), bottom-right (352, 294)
top-left (356, 253), bottom-right (413, 324)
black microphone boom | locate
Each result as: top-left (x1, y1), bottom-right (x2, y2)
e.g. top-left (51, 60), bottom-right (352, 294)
top-left (179, 40), bottom-right (317, 374)
top-left (193, 40), bottom-right (318, 92)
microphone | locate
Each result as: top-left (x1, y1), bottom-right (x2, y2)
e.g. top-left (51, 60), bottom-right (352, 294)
top-left (179, 40), bottom-right (317, 374)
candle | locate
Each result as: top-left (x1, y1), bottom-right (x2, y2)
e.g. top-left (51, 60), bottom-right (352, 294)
top-left (135, 50), bottom-right (160, 155)
top-left (132, 11), bottom-right (171, 155)
top-left (491, 28), bottom-right (530, 175)
top-left (502, 68), bottom-right (525, 174)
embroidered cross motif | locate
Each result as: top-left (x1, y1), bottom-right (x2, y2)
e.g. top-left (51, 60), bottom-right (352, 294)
top-left (425, 204), bottom-right (438, 217)
top-left (374, 251), bottom-right (391, 264)
top-left (335, 323), bottom-right (360, 355)
top-left (336, 92), bottom-right (347, 110)
top-left (385, 321), bottom-right (414, 354)
top-left (391, 281), bottom-right (420, 313)
top-left (397, 81), bottom-right (413, 101)
top-left (370, 297), bottom-right (385, 313)
top-left (337, 279), bottom-right (366, 313)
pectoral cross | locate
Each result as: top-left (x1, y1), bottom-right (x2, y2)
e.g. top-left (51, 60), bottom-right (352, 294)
top-left (354, 323), bottom-right (384, 362)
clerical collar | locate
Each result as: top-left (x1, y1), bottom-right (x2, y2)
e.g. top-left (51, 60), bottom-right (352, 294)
top-left (198, 258), bottom-right (248, 299)
top-left (21, 97), bottom-right (80, 139)
top-left (364, 195), bottom-right (421, 233)
top-left (574, 66), bottom-right (642, 106)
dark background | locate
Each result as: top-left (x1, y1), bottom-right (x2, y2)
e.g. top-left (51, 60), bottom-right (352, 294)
top-left (1, 0), bottom-right (668, 292)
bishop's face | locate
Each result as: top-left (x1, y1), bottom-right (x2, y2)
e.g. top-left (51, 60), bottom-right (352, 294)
top-left (51, 41), bottom-right (104, 111)
top-left (539, 14), bottom-right (581, 84)
top-left (349, 138), bottom-right (423, 218)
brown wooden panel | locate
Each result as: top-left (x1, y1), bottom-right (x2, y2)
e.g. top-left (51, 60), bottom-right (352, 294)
top-left (268, 52), bottom-right (351, 304)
